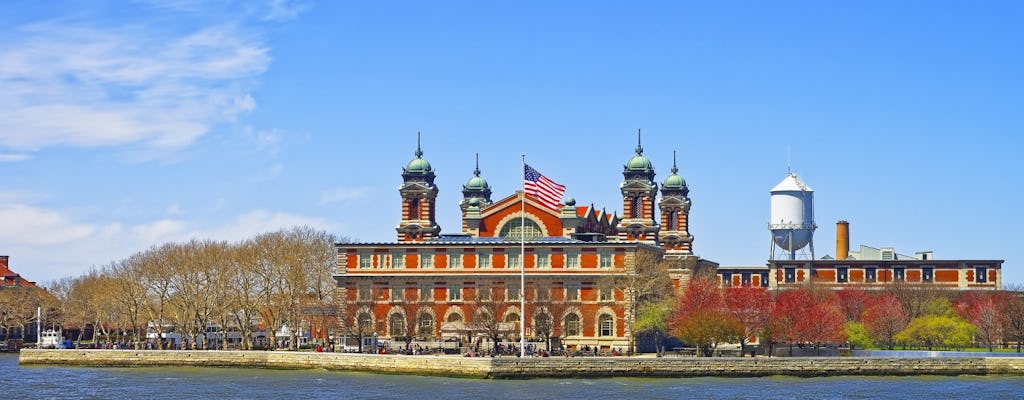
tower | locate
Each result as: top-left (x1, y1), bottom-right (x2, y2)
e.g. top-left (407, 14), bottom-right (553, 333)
top-left (769, 171), bottom-right (816, 260)
top-left (396, 132), bottom-right (441, 241)
top-left (460, 153), bottom-right (492, 236)
top-left (617, 130), bottom-right (659, 243)
top-left (658, 150), bottom-right (693, 254)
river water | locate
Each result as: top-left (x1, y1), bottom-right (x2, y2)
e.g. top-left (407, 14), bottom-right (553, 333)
top-left (7, 353), bottom-right (1024, 399)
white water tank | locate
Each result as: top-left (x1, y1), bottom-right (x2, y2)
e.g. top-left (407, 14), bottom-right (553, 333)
top-left (770, 172), bottom-right (816, 252)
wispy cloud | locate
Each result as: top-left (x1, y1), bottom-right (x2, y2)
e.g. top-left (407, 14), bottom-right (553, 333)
top-left (263, 0), bottom-right (311, 22)
top-left (0, 13), bottom-right (270, 153)
top-left (319, 187), bottom-right (370, 205)
top-left (0, 153), bottom-right (31, 162)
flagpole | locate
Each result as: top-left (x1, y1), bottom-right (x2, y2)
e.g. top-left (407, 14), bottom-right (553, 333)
top-left (520, 154), bottom-right (527, 358)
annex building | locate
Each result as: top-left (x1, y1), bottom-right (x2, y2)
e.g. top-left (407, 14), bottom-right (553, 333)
top-left (333, 135), bottom-right (716, 352)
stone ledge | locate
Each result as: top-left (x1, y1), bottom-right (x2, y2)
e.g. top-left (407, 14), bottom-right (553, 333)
top-left (18, 350), bottom-right (1024, 379)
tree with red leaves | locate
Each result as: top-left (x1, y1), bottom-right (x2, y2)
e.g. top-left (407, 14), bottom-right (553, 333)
top-left (836, 287), bottom-right (872, 322)
top-left (771, 288), bottom-right (811, 356)
top-left (796, 291), bottom-right (846, 354)
top-left (725, 286), bottom-right (771, 356)
top-left (670, 277), bottom-right (741, 357)
top-left (954, 291), bottom-right (1004, 352)
top-left (862, 292), bottom-right (909, 350)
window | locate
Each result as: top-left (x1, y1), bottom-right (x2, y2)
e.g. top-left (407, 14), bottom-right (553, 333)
top-left (721, 273), bottom-right (732, 287)
top-left (599, 287), bottom-right (613, 302)
top-left (760, 273), bottom-right (769, 288)
top-left (922, 267), bottom-right (934, 283)
top-left (566, 250), bottom-right (579, 269)
top-left (478, 252), bottom-right (491, 268)
top-left (448, 252), bottom-right (462, 269)
top-left (357, 284), bottom-right (372, 301)
top-left (477, 286), bottom-right (491, 301)
top-left (564, 314), bottom-right (581, 336)
top-left (448, 284), bottom-right (462, 301)
top-left (976, 267), bottom-right (988, 283)
top-left (599, 251), bottom-right (613, 268)
top-left (390, 284), bottom-right (403, 302)
top-left (535, 287), bottom-right (549, 302)
top-left (599, 314), bottom-right (614, 337)
top-left (668, 210), bottom-right (678, 231)
top-left (631, 196), bottom-right (643, 218)
top-left (865, 267), bottom-right (877, 283)
top-left (784, 267), bottom-right (796, 283)
top-left (358, 253), bottom-right (372, 269)
top-left (409, 198), bottom-right (421, 220)
top-left (566, 283), bottom-right (580, 301)
top-left (741, 273), bottom-right (751, 286)
top-left (499, 219), bottom-right (543, 240)
top-left (837, 267), bottom-right (848, 283)
top-left (416, 313), bottom-right (433, 337)
top-left (507, 284), bottom-right (520, 301)
top-left (508, 253), bottom-right (521, 269)
top-left (357, 313), bottom-right (373, 331)
top-left (419, 284), bottom-right (432, 302)
top-left (391, 252), bottom-right (404, 269)
top-left (389, 314), bottom-right (405, 337)
top-left (537, 252), bottom-right (550, 268)
top-left (419, 252), bottom-right (433, 268)
top-left (894, 267), bottom-right (905, 282)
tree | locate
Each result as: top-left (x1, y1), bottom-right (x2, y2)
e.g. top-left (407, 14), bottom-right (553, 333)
top-left (795, 291), bottom-right (846, 354)
top-left (467, 295), bottom-right (512, 353)
top-left (954, 291), bottom-right (1003, 352)
top-left (670, 277), bottom-right (740, 357)
top-left (1000, 294), bottom-right (1024, 353)
top-left (601, 249), bottom-right (673, 354)
top-left (771, 287), bottom-right (812, 356)
top-left (862, 293), bottom-right (909, 350)
top-left (725, 286), bottom-right (771, 357)
top-left (836, 287), bottom-right (872, 322)
top-left (634, 299), bottom-right (672, 355)
top-left (896, 315), bottom-right (975, 351)
top-left (845, 321), bottom-right (872, 350)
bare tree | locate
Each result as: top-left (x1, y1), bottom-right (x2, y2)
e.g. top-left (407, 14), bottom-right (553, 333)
top-left (600, 248), bottom-right (673, 354)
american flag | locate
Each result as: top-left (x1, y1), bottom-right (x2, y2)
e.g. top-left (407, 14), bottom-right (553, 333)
top-left (524, 164), bottom-right (566, 210)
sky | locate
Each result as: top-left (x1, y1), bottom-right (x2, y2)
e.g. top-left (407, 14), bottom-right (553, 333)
top-left (1, 1), bottom-right (1021, 285)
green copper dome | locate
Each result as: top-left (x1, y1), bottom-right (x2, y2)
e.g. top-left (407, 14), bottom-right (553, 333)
top-left (626, 154), bottom-right (653, 171)
top-left (465, 175), bottom-right (488, 190)
top-left (406, 157), bottom-right (432, 173)
top-left (663, 172), bottom-right (686, 189)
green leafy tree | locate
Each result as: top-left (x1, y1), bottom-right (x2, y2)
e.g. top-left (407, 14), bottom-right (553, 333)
top-left (845, 321), bottom-right (872, 350)
top-left (634, 299), bottom-right (672, 354)
top-left (896, 315), bottom-right (976, 351)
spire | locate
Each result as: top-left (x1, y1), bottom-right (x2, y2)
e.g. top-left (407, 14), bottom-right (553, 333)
top-left (671, 150), bottom-right (678, 175)
top-left (635, 128), bottom-right (643, 155)
top-left (415, 131), bottom-right (423, 158)
top-left (473, 153), bottom-right (481, 177)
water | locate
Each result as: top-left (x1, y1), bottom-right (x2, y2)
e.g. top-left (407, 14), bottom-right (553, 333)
top-left (8, 353), bottom-right (1024, 399)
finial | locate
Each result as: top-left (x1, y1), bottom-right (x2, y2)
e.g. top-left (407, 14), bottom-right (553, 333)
top-left (473, 153), bottom-right (481, 177)
top-left (787, 144), bottom-right (791, 174)
top-left (635, 128), bottom-right (643, 155)
top-left (415, 131), bottom-right (423, 158)
top-left (671, 150), bottom-right (678, 174)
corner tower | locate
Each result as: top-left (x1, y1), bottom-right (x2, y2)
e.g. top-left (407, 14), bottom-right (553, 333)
top-left (617, 130), bottom-right (659, 243)
top-left (460, 153), bottom-right (492, 236)
top-left (396, 132), bottom-right (441, 241)
top-left (658, 150), bottom-right (693, 254)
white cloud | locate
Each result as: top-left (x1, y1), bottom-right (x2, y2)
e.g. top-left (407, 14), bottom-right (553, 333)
top-left (263, 0), bottom-right (311, 21)
top-left (319, 188), bottom-right (370, 205)
top-left (132, 219), bottom-right (188, 244)
top-left (0, 153), bottom-right (30, 162)
top-left (0, 203), bottom-right (95, 246)
top-left (252, 163), bottom-right (285, 181)
top-left (0, 18), bottom-right (270, 152)
top-left (200, 210), bottom-right (331, 242)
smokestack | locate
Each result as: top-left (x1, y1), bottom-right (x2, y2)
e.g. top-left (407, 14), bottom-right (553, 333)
top-left (0, 255), bottom-right (7, 268)
top-left (836, 221), bottom-right (849, 260)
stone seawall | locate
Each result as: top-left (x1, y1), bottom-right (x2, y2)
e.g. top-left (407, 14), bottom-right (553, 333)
top-left (19, 350), bottom-right (1024, 379)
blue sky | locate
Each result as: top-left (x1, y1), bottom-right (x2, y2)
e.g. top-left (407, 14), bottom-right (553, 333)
top-left (1, 1), bottom-right (1021, 285)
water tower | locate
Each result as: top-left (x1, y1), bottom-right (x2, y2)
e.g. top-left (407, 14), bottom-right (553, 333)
top-left (769, 172), bottom-right (816, 260)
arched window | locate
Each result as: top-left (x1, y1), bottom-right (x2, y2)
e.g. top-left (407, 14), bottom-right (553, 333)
top-left (598, 314), bottom-right (614, 337)
top-left (409, 198), bottom-right (421, 220)
top-left (389, 314), bottom-right (405, 337)
top-left (446, 313), bottom-right (463, 323)
top-left (417, 312), bottom-right (434, 337)
top-left (357, 313), bottom-right (373, 331)
top-left (668, 210), bottom-right (678, 231)
top-left (632, 196), bottom-right (643, 218)
top-left (564, 314), bottom-right (580, 336)
top-left (499, 218), bottom-right (543, 240)
top-left (505, 313), bottom-right (520, 324)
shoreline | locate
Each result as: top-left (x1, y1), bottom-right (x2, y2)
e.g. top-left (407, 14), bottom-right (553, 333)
top-left (18, 349), bottom-right (1024, 379)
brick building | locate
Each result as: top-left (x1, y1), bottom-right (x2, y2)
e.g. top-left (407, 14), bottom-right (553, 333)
top-left (334, 135), bottom-right (716, 352)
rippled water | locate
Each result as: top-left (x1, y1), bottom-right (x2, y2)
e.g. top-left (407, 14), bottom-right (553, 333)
top-left (8, 353), bottom-right (1024, 399)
